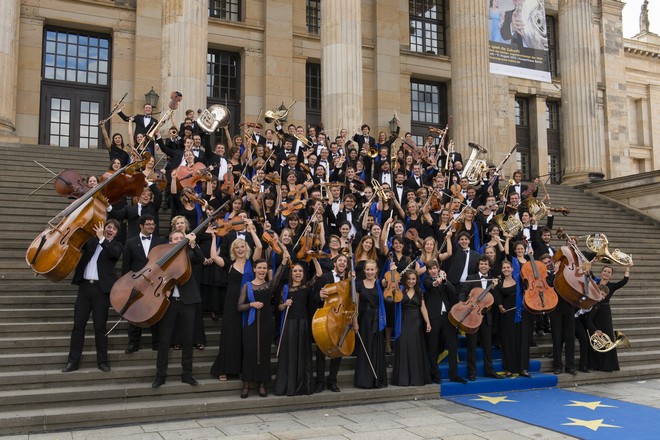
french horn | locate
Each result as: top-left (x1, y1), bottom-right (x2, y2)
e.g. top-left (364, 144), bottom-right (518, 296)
top-left (590, 330), bottom-right (630, 353)
top-left (585, 233), bottom-right (634, 267)
top-left (197, 104), bottom-right (231, 133)
top-left (264, 101), bottom-right (296, 124)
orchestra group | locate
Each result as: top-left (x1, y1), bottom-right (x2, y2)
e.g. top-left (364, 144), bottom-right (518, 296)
top-left (35, 97), bottom-right (632, 398)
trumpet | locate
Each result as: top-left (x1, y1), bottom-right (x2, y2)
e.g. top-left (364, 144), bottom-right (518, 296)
top-left (589, 330), bottom-right (630, 353)
top-left (585, 233), bottom-right (634, 267)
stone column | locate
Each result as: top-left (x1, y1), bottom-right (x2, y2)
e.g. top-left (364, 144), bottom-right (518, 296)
top-left (373, 0), bottom-right (402, 133)
top-left (559, 0), bottom-right (603, 184)
top-left (0, 0), bottom-right (20, 142)
top-left (321, 0), bottom-right (362, 134)
top-left (531, 95), bottom-right (549, 179)
top-left (450, 1), bottom-right (491, 150)
top-left (161, 0), bottom-right (207, 124)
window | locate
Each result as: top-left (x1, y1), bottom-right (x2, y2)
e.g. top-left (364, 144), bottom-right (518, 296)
top-left (206, 50), bottom-right (241, 144)
top-left (307, 0), bottom-right (321, 34)
top-left (409, 0), bottom-right (447, 55)
top-left (546, 101), bottom-right (561, 183)
top-left (306, 63), bottom-right (322, 130)
top-left (546, 16), bottom-right (559, 78)
top-left (209, 0), bottom-right (241, 21)
top-left (43, 29), bottom-right (110, 86)
top-left (410, 79), bottom-right (447, 146)
top-left (515, 97), bottom-right (531, 179)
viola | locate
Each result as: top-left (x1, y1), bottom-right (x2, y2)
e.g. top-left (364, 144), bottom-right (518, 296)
top-left (449, 283), bottom-right (495, 334)
top-left (212, 218), bottom-right (246, 237)
top-left (175, 162), bottom-right (213, 191)
top-left (382, 254), bottom-right (403, 303)
top-left (53, 169), bottom-right (92, 199)
top-left (26, 160), bottom-right (148, 282)
top-left (262, 229), bottom-right (284, 254)
top-left (110, 204), bottom-right (224, 327)
top-left (520, 240), bottom-right (558, 313)
top-left (552, 228), bottom-right (607, 309)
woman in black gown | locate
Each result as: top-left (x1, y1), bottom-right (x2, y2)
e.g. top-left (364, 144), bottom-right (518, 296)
top-left (274, 256), bottom-right (322, 396)
top-left (237, 258), bottom-right (286, 398)
top-left (354, 259), bottom-right (388, 389)
top-left (496, 260), bottom-right (532, 377)
top-left (390, 271), bottom-right (432, 386)
top-left (589, 265), bottom-right (630, 372)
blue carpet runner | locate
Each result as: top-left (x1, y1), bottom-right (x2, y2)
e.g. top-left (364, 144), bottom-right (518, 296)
top-left (447, 388), bottom-right (660, 440)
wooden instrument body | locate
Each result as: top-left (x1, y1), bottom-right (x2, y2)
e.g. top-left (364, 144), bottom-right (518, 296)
top-left (448, 286), bottom-right (494, 334)
top-left (26, 195), bottom-right (107, 282)
top-left (100, 172), bottom-right (146, 204)
top-left (521, 259), bottom-right (558, 314)
top-left (382, 269), bottom-right (403, 303)
top-left (553, 245), bottom-right (605, 309)
top-left (312, 279), bottom-right (356, 358)
top-left (54, 169), bottom-right (91, 199)
top-left (212, 218), bottom-right (245, 237)
top-left (175, 162), bottom-right (211, 191)
top-left (110, 243), bottom-right (192, 327)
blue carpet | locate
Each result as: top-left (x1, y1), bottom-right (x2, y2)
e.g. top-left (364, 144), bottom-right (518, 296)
top-left (447, 388), bottom-right (660, 440)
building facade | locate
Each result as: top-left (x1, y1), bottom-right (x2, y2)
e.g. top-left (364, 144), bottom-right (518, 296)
top-left (0, 0), bottom-right (658, 184)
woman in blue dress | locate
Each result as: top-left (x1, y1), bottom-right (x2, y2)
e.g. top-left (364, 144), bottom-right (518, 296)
top-left (489, 0), bottom-right (505, 43)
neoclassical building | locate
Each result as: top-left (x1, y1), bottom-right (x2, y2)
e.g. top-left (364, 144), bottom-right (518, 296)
top-left (0, 0), bottom-right (658, 184)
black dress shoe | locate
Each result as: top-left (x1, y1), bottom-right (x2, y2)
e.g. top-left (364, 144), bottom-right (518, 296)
top-left (61, 363), bottom-right (79, 373)
top-left (566, 368), bottom-right (577, 375)
top-left (486, 372), bottom-right (504, 379)
top-left (579, 367), bottom-right (591, 373)
top-left (468, 375), bottom-right (476, 381)
top-left (152, 376), bottom-right (166, 388)
top-left (182, 376), bottom-right (198, 386)
top-left (315, 382), bottom-right (325, 393)
top-left (327, 383), bottom-right (341, 392)
top-left (125, 344), bottom-right (139, 354)
top-left (449, 375), bottom-right (468, 384)
top-left (553, 368), bottom-right (562, 375)
top-left (97, 363), bottom-right (111, 372)
top-left (431, 376), bottom-right (441, 384)
top-left (518, 371), bottom-right (532, 378)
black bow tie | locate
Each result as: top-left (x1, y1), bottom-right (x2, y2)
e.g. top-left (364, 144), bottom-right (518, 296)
top-left (193, 148), bottom-right (200, 152)
top-left (141, 235), bottom-right (151, 241)
top-left (397, 185), bottom-right (403, 189)
top-left (144, 116), bottom-right (151, 119)
top-left (346, 210), bottom-right (352, 213)
top-left (464, 249), bottom-right (470, 254)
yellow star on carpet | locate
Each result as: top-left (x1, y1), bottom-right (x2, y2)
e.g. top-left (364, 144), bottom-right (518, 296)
top-left (471, 395), bottom-right (517, 405)
top-left (562, 418), bottom-right (621, 432)
top-left (565, 400), bottom-right (617, 410)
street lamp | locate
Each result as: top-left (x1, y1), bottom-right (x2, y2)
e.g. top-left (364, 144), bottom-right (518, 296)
top-left (388, 115), bottom-right (398, 134)
top-left (144, 87), bottom-right (160, 108)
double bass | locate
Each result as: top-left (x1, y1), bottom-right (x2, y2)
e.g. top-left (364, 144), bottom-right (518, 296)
top-left (110, 203), bottom-right (227, 327)
top-left (312, 239), bottom-right (357, 358)
top-left (552, 228), bottom-right (607, 309)
top-left (26, 157), bottom-right (151, 282)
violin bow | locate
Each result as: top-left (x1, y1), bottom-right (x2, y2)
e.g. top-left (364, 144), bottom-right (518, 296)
top-left (276, 303), bottom-right (290, 357)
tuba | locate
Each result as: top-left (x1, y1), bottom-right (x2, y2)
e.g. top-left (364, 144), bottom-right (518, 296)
top-left (197, 104), bottom-right (231, 133)
top-left (585, 233), bottom-right (634, 267)
top-left (463, 142), bottom-right (488, 185)
top-left (590, 330), bottom-right (630, 353)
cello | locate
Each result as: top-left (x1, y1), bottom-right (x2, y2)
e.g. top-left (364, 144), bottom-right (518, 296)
top-left (53, 169), bottom-right (92, 199)
top-left (552, 228), bottom-right (607, 309)
top-left (26, 157), bottom-right (151, 282)
top-left (520, 240), bottom-right (558, 313)
top-left (312, 239), bottom-right (357, 359)
top-left (449, 281), bottom-right (497, 334)
top-left (110, 203), bottom-right (227, 327)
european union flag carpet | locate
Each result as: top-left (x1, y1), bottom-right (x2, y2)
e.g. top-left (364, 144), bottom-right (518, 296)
top-left (447, 388), bottom-right (660, 439)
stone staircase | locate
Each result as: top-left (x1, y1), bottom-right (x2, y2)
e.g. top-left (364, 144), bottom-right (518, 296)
top-left (0, 142), bottom-right (659, 434)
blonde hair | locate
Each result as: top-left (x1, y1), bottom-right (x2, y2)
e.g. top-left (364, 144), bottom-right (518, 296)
top-left (420, 237), bottom-right (438, 264)
top-left (230, 238), bottom-right (252, 261)
top-left (171, 215), bottom-right (190, 233)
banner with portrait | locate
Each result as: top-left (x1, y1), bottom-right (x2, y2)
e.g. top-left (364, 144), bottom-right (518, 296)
top-left (488, 0), bottom-right (551, 82)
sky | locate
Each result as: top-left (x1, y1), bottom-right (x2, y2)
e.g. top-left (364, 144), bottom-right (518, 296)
top-left (622, 0), bottom-right (659, 38)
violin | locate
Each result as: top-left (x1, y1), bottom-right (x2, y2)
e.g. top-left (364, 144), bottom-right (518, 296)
top-left (449, 282), bottom-right (496, 334)
top-left (239, 175), bottom-right (260, 194)
top-left (110, 204), bottom-right (225, 327)
top-left (405, 228), bottom-right (423, 252)
top-left (220, 163), bottom-right (235, 196)
top-left (520, 239), bottom-right (558, 313)
top-left (26, 159), bottom-right (148, 282)
top-left (552, 228), bottom-right (607, 309)
top-left (181, 188), bottom-right (209, 211)
top-left (264, 172), bottom-right (281, 185)
top-left (212, 218), bottom-right (246, 237)
top-left (521, 179), bottom-right (539, 198)
top-left (382, 253), bottom-right (403, 303)
top-left (53, 169), bottom-right (92, 199)
top-left (175, 162), bottom-right (213, 191)
top-left (312, 237), bottom-right (357, 358)
top-left (281, 183), bottom-right (306, 217)
top-left (262, 229), bottom-right (284, 254)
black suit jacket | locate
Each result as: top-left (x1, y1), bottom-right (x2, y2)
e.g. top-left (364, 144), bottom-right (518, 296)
top-left (122, 234), bottom-right (167, 274)
top-left (405, 174), bottom-right (428, 191)
top-left (447, 248), bottom-right (480, 285)
top-left (118, 112), bottom-right (158, 141)
top-left (422, 277), bottom-right (457, 319)
top-left (108, 182), bottom-right (163, 239)
top-left (500, 9), bottom-right (523, 48)
top-left (172, 246), bottom-right (204, 305)
top-left (71, 237), bottom-right (123, 294)
top-left (352, 134), bottom-right (377, 151)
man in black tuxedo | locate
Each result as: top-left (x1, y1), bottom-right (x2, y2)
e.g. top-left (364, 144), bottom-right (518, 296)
top-left (313, 254), bottom-right (349, 393)
top-left (108, 183), bottom-right (162, 239)
top-left (542, 254), bottom-right (577, 376)
top-left (122, 215), bottom-right (166, 354)
top-left (62, 220), bottom-right (123, 373)
top-left (445, 231), bottom-right (480, 288)
top-left (119, 103), bottom-right (157, 143)
top-left (500, 0), bottom-right (525, 49)
top-left (374, 159), bottom-right (393, 187)
top-left (352, 124), bottom-right (376, 151)
top-left (204, 142), bottom-right (229, 180)
top-left (422, 260), bottom-right (466, 384)
top-left (152, 230), bottom-right (204, 388)
top-left (406, 163), bottom-right (428, 191)
top-left (460, 255), bottom-right (503, 381)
